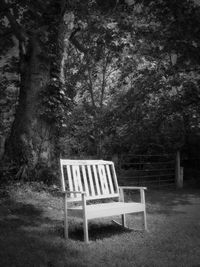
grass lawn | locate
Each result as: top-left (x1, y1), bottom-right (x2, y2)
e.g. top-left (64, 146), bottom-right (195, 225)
top-left (0, 182), bottom-right (200, 267)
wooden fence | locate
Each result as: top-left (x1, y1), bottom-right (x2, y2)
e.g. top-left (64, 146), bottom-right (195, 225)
top-left (112, 153), bottom-right (177, 188)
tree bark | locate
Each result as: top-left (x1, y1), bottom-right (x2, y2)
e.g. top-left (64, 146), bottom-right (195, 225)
top-left (2, 8), bottom-right (76, 180)
top-left (4, 33), bottom-right (55, 174)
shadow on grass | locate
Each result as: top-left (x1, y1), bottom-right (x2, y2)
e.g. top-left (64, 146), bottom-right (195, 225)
top-left (0, 196), bottom-right (132, 266)
top-left (68, 222), bottom-right (128, 242)
top-left (0, 197), bottom-right (85, 267)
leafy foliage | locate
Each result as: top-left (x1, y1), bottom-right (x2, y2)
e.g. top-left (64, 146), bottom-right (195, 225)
top-left (58, 0), bottom-right (200, 156)
top-left (1, 0), bottom-right (200, 178)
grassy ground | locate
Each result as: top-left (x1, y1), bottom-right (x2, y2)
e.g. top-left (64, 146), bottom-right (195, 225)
top-left (0, 182), bottom-right (200, 267)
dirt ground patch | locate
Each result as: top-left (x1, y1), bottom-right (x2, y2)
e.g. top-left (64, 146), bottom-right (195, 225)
top-left (0, 183), bottom-right (200, 267)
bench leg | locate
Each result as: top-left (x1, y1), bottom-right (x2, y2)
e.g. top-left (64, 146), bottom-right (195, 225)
top-left (83, 217), bottom-right (89, 243)
top-left (121, 214), bottom-right (126, 227)
top-left (143, 210), bottom-right (147, 231)
top-left (64, 216), bottom-right (68, 239)
top-left (64, 195), bottom-right (68, 239)
top-left (140, 189), bottom-right (147, 231)
top-left (82, 194), bottom-right (89, 243)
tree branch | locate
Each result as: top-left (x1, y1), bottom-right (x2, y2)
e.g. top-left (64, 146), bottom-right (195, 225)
top-left (87, 67), bottom-right (96, 108)
top-left (69, 28), bottom-right (87, 54)
top-left (100, 56), bottom-right (108, 108)
top-left (0, 0), bottom-right (27, 42)
top-left (6, 11), bottom-right (27, 42)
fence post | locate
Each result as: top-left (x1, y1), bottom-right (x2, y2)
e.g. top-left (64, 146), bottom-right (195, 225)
top-left (175, 151), bottom-right (183, 188)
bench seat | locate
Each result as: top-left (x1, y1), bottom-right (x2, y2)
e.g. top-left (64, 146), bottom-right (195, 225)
top-left (68, 202), bottom-right (145, 219)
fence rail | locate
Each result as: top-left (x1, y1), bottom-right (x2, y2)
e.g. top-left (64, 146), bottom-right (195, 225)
top-left (115, 153), bottom-right (176, 188)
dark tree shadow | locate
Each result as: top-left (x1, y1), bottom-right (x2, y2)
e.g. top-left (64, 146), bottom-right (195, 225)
top-left (68, 222), bottom-right (130, 241)
top-left (0, 197), bottom-right (84, 267)
top-left (0, 195), bottom-right (134, 266)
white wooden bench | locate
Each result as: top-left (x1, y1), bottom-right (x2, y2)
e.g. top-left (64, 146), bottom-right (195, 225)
top-left (60, 159), bottom-right (147, 243)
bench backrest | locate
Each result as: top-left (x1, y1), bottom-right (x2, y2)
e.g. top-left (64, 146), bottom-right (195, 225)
top-left (60, 159), bottom-right (120, 201)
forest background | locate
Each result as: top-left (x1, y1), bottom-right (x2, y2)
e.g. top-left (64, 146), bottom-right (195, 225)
top-left (1, 0), bottom-right (200, 183)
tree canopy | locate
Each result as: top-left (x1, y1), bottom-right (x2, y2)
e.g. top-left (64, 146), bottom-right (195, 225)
top-left (59, 0), bottom-right (200, 156)
top-left (1, 0), bottom-right (200, 180)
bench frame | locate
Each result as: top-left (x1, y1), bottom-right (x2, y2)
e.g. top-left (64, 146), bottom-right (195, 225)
top-left (60, 159), bottom-right (147, 243)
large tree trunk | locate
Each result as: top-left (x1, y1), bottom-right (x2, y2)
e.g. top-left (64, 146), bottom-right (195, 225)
top-left (4, 33), bottom-right (56, 178)
top-left (2, 1), bottom-right (76, 180)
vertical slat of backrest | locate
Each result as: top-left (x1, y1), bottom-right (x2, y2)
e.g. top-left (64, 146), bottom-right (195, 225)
top-left (110, 163), bottom-right (119, 194)
top-left (72, 166), bottom-right (79, 192)
top-left (101, 165), bottom-right (110, 194)
top-left (97, 165), bottom-right (106, 194)
top-left (87, 165), bottom-right (95, 196)
top-left (66, 165), bottom-right (74, 197)
top-left (98, 165), bottom-right (109, 194)
top-left (81, 165), bottom-right (89, 196)
top-left (106, 164), bottom-right (114, 194)
top-left (92, 165), bottom-right (101, 195)
top-left (60, 161), bottom-right (65, 191)
top-left (73, 165), bottom-right (83, 192)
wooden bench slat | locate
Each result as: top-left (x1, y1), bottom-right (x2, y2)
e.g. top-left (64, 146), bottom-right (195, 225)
top-left (100, 165), bottom-right (110, 194)
top-left (87, 165), bottom-right (95, 196)
top-left (73, 166), bottom-right (83, 192)
top-left (81, 165), bottom-right (89, 196)
top-left (110, 163), bottom-right (119, 194)
top-left (72, 166), bottom-right (79, 193)
top-left (61, 159), bottom-right (113, 165)
top-left (66, 165), bottom-right (74, 197)
top-left (106, 164), bottom-right (114, 194)
top-left (92, 165), bottom-right (101, 195)
top-left (60, 163), bottom-right (65, 191)
top-left (97, 165), bottom-right (106, 195)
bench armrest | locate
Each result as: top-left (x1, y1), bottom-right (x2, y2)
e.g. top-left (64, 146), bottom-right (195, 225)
top-left (119, 186), bottom-right (147, 190)
top-left (119, 186), bottom-right (146, 204)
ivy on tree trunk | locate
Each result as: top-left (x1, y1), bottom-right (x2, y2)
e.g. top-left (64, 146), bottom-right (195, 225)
top-left (2, 0), bottom-right (75, 180)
